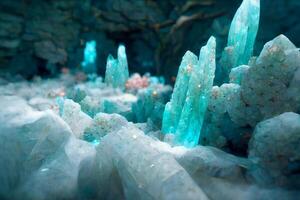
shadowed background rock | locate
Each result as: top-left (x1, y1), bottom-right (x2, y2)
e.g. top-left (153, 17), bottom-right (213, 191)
top-left (0, 0), bottom-right (300, 80)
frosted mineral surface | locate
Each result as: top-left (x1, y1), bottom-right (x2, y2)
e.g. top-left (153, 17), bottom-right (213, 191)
top-left (0, 96), bottom-right (95, 200)
top-left (240, 34), bottom-right (300, 124)
top-left (60, 99), bottom-right (93, 138)
top-left (248, 112), bottom-right (300, 188)
top-left (0, 92), bottom-right (299, 199)
top-left (84, 112), bottom-right (128, 144)
top-left (202, 34), bottom-right (300, 154)
top-left (100, 124), bottom-right (209, 200)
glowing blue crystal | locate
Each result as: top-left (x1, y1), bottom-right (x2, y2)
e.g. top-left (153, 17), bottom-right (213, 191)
top-left (81, 40), bottom-right (97, 74)
top-left (162, 37), bottom-right (216, 147)
top-left (162, 51), bottom-right (197, 135)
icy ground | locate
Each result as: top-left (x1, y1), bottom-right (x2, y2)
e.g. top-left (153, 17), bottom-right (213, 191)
top-left (0, 74), bottom-right (299, 200)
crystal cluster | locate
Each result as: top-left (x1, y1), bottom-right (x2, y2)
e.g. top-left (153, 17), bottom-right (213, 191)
top-left (0, 0), bottom-right (300, 198)
top-left (81, 40), bottom-right (97, 74)
top-left (217, 0), bottom-right (260, 83)
top-left (105, 45), bottom-right (129, 90)
top-left (132, 84), bottom-right (172, 129)
top-left (60, 99), bottom-right (93, 138)
top-left (202, 34), bottom-right (300, 153)
top-left (162, 37), bottom-right (216, 147)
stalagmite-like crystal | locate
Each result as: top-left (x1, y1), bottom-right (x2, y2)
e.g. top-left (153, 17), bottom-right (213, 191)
top-left (162, 37), bottom-right (216, 147)
top-left (105, 45), bottom-right (129, 90)
top-left (81, 40), bottom-right (97, 74)
top-left (162, 51), bottom-right (198, 135)
top-left (104, 54), bottom-right (119, 88)
top-left (117, 44), bottom-right (129, 86)
top-left (219, 0), bottom-right (260, 82)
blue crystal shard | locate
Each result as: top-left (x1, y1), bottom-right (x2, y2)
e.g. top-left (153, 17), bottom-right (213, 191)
top-left (105, 54), bottom-right (119, 88)
top-left (105, 45), bottom-right (129, 90)
top-left (117, 44), bottom-right (129, 86)
top-left (220, 0), bottom-right (260, 82)
top-left (162, 51), bottom-right (197, 135)
top-left (162, 37), bottom-right (216, 147)
top-left (81, 40), bottom-right (97, 74)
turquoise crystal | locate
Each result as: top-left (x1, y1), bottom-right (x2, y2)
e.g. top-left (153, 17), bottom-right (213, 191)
top-left (162, 37), bottom-right (216, 147)
top-left (132, 85), bottom-right (172, 128)
top-left (105, 54), bottom-right (119, 88)
top-left (105, 45), bottom-right (129, 89)
top-left (81, 40), bottom-right (97, 74)
top-left (118, 44), bottom-right (129, 86)
top-left (220, 0), bottom-right (260, 82)
top-left (162, 51), bottom-right (197, 135)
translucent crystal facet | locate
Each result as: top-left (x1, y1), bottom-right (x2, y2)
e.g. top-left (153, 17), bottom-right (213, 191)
top-left (219, 0), bottom-right (260, 83)
top-left (162, 37), bottom-right (216, 147)
top-left (117, 44), bottom-right (129, 86)
top-left (105, 45), bottom-right (129, 90)
top-left (105, 54), bottom-right (119, 88)
top-left (162, 51), bottom-right (197, 135)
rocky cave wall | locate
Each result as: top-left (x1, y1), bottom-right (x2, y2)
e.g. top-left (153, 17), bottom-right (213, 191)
top-left (0, 0), bottom-right (299, 81)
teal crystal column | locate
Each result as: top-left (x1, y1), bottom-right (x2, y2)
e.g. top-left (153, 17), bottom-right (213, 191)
top-left (81, 40), bottom-right (97, 74)
top-left (105, 45), bottom-right (129, 90)
top-left (219, 0), bottom-right (260, 83)
top-left (162, 37), bottom-right (216, 147)
top-left (105, 54), bottom-right (119, 88)
top-left (118, 45), bottom-right (129, 87)
top-left (162, 51), bottom-right (198, 135)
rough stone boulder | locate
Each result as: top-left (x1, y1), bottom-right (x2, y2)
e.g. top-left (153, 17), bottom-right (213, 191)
top-left (248, 112), bottom-right (300, 188)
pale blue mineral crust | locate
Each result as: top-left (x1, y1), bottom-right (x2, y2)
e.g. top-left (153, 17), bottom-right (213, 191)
top-left (162, 37), bottom-right (216, 147)
top-left (248, 112), bottom-right (300, 188)
top-left (218, 0), bottom-right (260, 83)
top-left (201, 34), bottom-right (300, 152)
top-left (105, 45), bottom-right (129, 90)
top-left (229, 65), bottom-right (250, 84)
top-left (81, 40), bottom-right (97, 74)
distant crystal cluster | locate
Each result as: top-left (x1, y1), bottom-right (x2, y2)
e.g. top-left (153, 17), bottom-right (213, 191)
top-left (0, 0), bottom-right (299, 199)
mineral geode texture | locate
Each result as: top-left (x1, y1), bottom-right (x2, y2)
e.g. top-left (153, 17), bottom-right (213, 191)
top-left (240, 35), bottom-right (300, 123)
top-left (201, 34), bottom-right (300, 155)
top-left (248, 112), bottom-right (300, 188)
